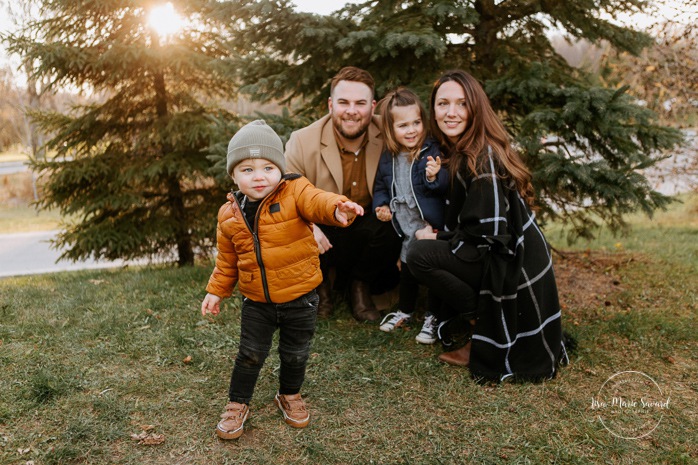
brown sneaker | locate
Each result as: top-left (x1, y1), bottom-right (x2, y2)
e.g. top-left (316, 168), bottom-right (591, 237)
top-left (216, 402), bottom-right (249, 439)
top-left (274, 392), bottom-right (310, 428)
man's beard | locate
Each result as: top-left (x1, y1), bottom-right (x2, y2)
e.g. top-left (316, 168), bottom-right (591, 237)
top-left (333, 115), bottom-right (369, 140)
top-left (337, 127), bottom-right (367, 140)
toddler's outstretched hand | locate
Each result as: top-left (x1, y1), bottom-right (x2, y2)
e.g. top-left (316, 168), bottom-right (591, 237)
top-left (201, 293), bottom-right (222, 316)
top-left (375, 205), bottom-right (392, 222)
top-left (335, 201), bottom-right (364, 225)
top-left (426, 155), bottom-right (442, 182)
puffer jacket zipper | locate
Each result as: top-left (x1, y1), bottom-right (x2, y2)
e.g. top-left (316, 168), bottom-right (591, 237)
top-left (235, 181), bottom-right (285, 303)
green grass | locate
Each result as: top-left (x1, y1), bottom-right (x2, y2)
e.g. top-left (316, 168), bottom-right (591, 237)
top-left (0, 170), bottom-right (68, 233)
top-left (546, 192), bottom-right (698, 272)
top-left (0, 145), bottom-right (29, 163)
top-left (0, 204), bottom-right (66, 233)
top-left (0, 196), bottom-right (696, 464)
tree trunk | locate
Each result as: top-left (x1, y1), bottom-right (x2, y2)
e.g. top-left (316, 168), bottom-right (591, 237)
top-left (167, 175), bottom-right (195, 266)
top-left (152, 55), bottom-right (194, 266)
top-left (473, 0), bottom-right (501, 77)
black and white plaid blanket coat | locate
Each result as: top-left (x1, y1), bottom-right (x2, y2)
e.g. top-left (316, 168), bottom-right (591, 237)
top-left (441, 150), bottom-right (566, 381)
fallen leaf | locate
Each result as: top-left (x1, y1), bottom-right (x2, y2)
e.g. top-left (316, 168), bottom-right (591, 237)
top-left (183, 355), bottom-right (192, 364)
top-left (665, 356), bottom-right (676, 364)
top-left (141, 434), bottom-right (165, 445)
top-left (140, 425), bottom-right (155, 431)
top-left (130, 430), bottom-right (165, 445)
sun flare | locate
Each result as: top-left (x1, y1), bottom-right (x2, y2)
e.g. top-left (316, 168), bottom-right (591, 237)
top-left (147, 2), bottom-right (183, 38)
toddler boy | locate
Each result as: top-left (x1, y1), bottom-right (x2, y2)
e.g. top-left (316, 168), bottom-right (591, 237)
top-left (201, 120), bottom-right (364, 439)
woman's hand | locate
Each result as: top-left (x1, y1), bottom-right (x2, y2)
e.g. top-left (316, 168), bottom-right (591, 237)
top-left (415, 224), bottom-right (437, 240)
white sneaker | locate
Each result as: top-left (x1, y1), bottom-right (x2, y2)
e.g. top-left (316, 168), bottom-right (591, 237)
top-left (379, 311), bottom-right (411, 332)
top-left (415, 313), bottom-right (437, 344)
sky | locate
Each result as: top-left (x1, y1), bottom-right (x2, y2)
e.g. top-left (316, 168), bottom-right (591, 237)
top-left (0, 1), bottom-right (355, 36)
top-left (1, 0), bottom-right (696, 64)
top-left (3, 1), bottom-right (696, 38)
top-left (0, 1), bottom-right (356, 71)
top-left (292, 0), bottom-right (359, 15)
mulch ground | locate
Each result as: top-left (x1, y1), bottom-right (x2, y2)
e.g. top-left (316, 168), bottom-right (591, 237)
top-left (552, 249), bottom-right (637, 326)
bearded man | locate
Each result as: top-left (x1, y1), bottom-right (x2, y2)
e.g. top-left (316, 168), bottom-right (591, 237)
top-left (285, 66), bottom-right (401, 322)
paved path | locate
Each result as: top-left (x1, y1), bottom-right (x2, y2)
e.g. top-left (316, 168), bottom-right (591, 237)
top-left (0, 161), bottom-right (28, 175)
top-left (0, 230), bottom-right (153, 278)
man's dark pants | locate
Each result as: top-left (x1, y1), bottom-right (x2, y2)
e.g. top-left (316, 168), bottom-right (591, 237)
top-left (318, 212), bottom-right (401, 295)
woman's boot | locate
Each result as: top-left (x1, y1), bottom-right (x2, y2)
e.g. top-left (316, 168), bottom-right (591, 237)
top-left (438, 340), bottom-right (471, 367)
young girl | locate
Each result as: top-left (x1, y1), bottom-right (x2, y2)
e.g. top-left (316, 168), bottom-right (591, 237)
top-left (372, 87), bottom-right (449, 344)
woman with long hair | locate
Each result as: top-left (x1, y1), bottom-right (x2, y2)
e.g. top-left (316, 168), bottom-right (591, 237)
top-left (406, 70), bottom-right (567, 381)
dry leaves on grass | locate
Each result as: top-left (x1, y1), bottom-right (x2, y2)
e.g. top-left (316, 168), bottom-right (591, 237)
top-left (130, 425), bottom-right (165, 445)
top-left (553, 250), bottom-right (625, 314)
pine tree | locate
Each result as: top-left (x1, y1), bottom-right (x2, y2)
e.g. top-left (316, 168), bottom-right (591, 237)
top-left (3, 0), bottom-right (241, 265)
top-left (230, 0), bottom-right (684, 240)
top-left (599, 13), bottom-right (697, 127)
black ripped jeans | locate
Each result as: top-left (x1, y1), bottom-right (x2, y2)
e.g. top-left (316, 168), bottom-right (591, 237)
top-left (228, 290), bottom-right (318, 405)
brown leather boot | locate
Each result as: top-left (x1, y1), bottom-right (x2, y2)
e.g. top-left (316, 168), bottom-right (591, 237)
top-left (438, 340), bottom-right (471, 367)
top-left (349, 280), bottom-right (380, 322)
top-left (316, 280), bottom-right (333, 318)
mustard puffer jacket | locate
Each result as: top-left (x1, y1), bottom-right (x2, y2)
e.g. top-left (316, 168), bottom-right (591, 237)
top-left (205, 174), bottom-right (354, 304)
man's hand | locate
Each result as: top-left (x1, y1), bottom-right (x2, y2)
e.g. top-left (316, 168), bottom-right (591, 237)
top-left (313, 224), bottom-right (332, 254)
top-left (426, 155), bottom-right (442, 182)
top-left (335, 200), bottom-right (365, 225)
top-left (201, 293), bottom-right (222, 316)
top-left (375, 205), bottom-right (392, 222)
top-left (415, 223), bottom-right (438, 240)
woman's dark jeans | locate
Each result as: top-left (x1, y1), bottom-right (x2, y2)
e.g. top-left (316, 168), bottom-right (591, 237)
top-left (228, 290), bottom-right (318, 404)
top-left (398, 260), bottom-right (441, 316)
top-left (406, 239), bottom-right (484, 321)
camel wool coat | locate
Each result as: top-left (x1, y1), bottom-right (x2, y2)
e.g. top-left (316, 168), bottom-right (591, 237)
top-left (284, 114), bottom-right (383, 198)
